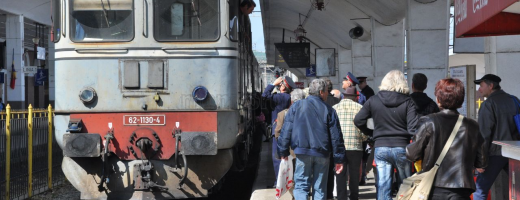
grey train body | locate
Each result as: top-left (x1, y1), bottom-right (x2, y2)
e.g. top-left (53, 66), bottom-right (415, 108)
top-left (53, 0), bottom-right (260, 198)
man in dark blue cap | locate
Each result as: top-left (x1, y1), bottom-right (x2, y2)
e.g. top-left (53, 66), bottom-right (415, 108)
top-left (474, 74), bottom-right (520, 200)
top-left (262, 75), bottom-right (296, 188)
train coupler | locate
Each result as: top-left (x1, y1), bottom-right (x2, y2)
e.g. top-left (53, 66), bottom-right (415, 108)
top-left (133, 161), bottom-right (168, 191)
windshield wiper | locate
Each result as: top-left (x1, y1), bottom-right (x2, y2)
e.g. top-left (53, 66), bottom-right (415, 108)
top-left (100, 0), bottom-right (111, 27)
top-left (191, 0), bottom-right (201, 26)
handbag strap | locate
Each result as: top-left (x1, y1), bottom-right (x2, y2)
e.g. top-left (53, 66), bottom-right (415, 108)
top-left (434, 114), bottom-right (464, 166)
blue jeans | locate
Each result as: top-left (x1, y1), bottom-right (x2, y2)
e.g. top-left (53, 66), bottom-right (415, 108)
top-left (374, 147), bottom-right (412, 200)
top-left (293, 154), bottom-right (330, 200)
top-left (272, 137), bottom-right (281, 184)
top-left (474, 156), bottom-right (509, 200)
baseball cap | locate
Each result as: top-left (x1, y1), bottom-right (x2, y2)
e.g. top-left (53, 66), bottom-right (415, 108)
top-left (474, 74), bottom-right (501, 84)
top-left (343, 72), bottom-right (359, 84)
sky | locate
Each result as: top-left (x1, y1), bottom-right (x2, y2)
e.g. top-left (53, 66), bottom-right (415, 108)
top-left (250, 0), bottom-right (265, 52)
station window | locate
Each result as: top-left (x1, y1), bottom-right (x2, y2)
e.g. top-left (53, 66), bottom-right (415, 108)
top-left (153, 0), bottom-right (220, 42)
top-left (52, 0), bottom-right (61, 42)
top-left (69, 0), bottom-right (134, 42)
top-left (229, 0), bottom-right (239, 41)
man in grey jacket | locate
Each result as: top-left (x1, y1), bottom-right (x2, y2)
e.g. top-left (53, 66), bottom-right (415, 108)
top-left (474, 74), bottom-right (520, 200)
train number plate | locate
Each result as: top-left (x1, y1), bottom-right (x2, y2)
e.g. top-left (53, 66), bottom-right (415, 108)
top-left (124, 115), bottom-right (165, 125)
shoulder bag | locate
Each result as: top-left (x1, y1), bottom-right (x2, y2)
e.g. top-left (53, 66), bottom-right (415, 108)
top-left (397, 114), bottom-right (464, 200)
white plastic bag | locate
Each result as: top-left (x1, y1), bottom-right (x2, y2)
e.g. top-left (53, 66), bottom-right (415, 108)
top-left (275, 155), bottom-right (294, 199)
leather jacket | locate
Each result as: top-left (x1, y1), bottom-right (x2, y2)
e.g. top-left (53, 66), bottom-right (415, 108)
top-left (406, 109), bottom-right (487, 190)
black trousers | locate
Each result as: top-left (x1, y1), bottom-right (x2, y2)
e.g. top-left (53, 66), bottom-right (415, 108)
top-left (336, 151), bottom-right (363, 200)
top-left (430, 187), bottom-right (472, 200)
top-left (361, 142), bottom-right (369, 179)
top-left (327, 154), bottom-right (335, 199)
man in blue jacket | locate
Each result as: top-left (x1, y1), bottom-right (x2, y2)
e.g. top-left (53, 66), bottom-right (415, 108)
top-left (278, 79), bottom-right (345, 200)
top-left (263, 76), bottom-right (296, 187)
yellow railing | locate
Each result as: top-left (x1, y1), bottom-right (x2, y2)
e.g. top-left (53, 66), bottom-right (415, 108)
top-left (5, 104), bottom-right (10, 200)
top-left (4, 104), bottom-right (54, 200)
top-left (48, 104), bottom-right (53, 191)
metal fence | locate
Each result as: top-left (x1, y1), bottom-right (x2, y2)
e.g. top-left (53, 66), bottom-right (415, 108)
top-left (0, 105), bottom-right (63, 200)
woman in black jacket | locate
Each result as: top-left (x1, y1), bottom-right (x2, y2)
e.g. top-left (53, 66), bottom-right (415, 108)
top-left (406, 78), bottom-right (487, 200)
top-left (354, 70), bottom-right (419, 200)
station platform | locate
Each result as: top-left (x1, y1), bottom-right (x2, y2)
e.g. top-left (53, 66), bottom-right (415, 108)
top-left (250, 138), bottom-right (377, 200)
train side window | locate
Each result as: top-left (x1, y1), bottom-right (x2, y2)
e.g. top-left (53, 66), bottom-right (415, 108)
top-left (229, 0), bottom-right (239, 41)
top-left (154, 0), bottom-right (220, 42)
top-left (51, 0), bottom-right (61, 42)
top-left (69, 0), bottom-right (134, 42)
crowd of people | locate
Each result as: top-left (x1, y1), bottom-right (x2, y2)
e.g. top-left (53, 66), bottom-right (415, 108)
top-left (258, 70), bottom-right (520, 200)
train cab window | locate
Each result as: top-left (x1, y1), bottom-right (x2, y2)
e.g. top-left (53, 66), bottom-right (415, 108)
top-left (154, 0), bottom-right (219, 41)
top-left (69, 0), bottom-right (134, 42)
top-left (229, 0), bottom-right (239, 41)
top-left (51, 0), bottom-right (61, 42)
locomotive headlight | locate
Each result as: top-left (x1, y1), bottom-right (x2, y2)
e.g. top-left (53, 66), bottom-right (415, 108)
top-left (192, 86), bottom-right (208, 101)
top-left (79, 87), bottom-right (97, 104)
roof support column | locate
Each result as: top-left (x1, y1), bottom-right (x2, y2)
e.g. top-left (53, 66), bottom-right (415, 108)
top-left (372, 19), bottom-right (405, 91)
top-left (5, 14), bottom-right (25, 108)
top-left (406, 0), bottom-right (450, 97)
top-left (48, 33), bottom-right (56, 106)
top-left (338, 48), bottom-right (353, 87)
top-left (484, 35), bottom-right (520, 97)
top-left (351, 35), bottom-right (373, 87)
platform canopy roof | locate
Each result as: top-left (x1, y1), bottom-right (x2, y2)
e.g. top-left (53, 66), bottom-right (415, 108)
top-left (0, 0), bottom-right (52, 25)
top-left (261, 0), bottom-right (408, 77)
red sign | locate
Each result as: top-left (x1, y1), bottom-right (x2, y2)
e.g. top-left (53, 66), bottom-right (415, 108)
top-left (295, 82), bottom-right (305, 89)
top-left (71, 112), bottom-right (218, 160)
top-left (455, 0), bottom-right (520, 37)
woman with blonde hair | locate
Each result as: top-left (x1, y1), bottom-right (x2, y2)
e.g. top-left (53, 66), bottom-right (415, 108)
top-left (354, 70), bottom-right (419, 200)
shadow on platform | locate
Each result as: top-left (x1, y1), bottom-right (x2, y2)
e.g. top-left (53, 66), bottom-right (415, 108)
top-left (250, 138), bottom-right (378, 200)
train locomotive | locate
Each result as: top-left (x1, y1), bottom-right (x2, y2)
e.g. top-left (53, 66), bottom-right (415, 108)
top-left (52, 0), bottom-right (261, 198)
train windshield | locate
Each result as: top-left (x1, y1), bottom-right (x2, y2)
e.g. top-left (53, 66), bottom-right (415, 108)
top-left (154, 0), bottom-right (220, 41)
top-left (70, 0), bottom-right (134, 42)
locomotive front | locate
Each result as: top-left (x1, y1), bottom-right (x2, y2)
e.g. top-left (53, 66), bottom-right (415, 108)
top-left (52, 0), bottom-right (255, 198)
